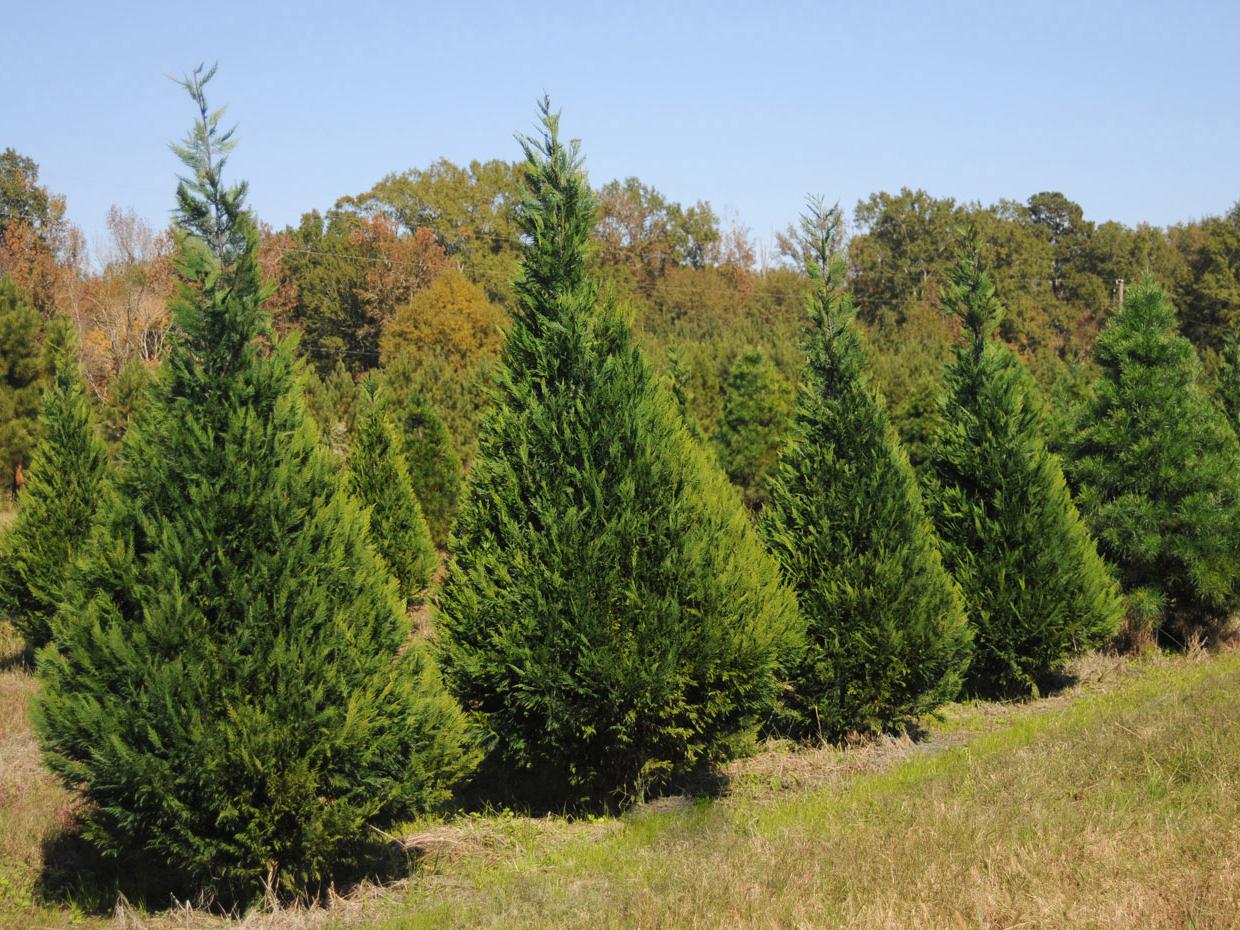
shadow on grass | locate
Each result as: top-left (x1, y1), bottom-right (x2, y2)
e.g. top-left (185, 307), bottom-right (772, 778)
top-left (35, 821), bottom-right (421, 917)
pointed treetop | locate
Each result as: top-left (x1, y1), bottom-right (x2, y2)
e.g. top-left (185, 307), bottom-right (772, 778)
top-left (943, 226), bottom-right (1003, 343)
top-left (513, 96), bottom-right (596, 312)
top-left (170, 63), bottom-right (249, 262)
top-left (795, 197), bottom-right (849, 329)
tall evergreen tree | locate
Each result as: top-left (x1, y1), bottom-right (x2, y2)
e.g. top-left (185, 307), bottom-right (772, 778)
top-left (0, 338), bottom-right (108, 649)
top-left (348, 379), bottom-right (437, 600)
top-left (1068, 280), bottom-right (1240, 639)
top-left (437, 100), bottom-right (799, 804)
top-left (34, 66), bottom-right (472, 901)
top-left (399, 388), bottom-right (462, 548)
top-left (924, 234), bottom-right (1121, 696)
top-left (761, 202), bottom-right (970, 739)
top-left (714, 347), bottom-right (792, 508)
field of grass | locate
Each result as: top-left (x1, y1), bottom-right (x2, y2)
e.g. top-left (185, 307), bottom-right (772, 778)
top-left (1, 619), bottom-right (1237, 929)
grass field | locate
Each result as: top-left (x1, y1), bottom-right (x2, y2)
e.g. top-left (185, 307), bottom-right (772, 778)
top-left (1, 620), bottom-right (1237, 929)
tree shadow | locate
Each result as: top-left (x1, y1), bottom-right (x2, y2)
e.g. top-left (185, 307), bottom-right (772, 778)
top-left (35, 818), bottom-right (421, 917)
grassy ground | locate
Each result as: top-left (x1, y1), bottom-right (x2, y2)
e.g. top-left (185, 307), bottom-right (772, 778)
top-left (1, 621), bottom-right (1237, 929)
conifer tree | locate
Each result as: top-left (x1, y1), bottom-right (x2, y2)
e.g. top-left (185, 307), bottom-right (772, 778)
top-left (437, 100), bottom-right (799, 804)
top-left (349, 379), bottom-right (436, 600)
top-left (1216, 333), bottom-right (1240, 437)
top-left (399, 388), bottom-right (462, 548)
top-left (0, 338), bottom-right (107, 649)
top-left (0, 276), bottom-right (45, 495)
top-left (1068, 280), bottom-right (1240, 638)
top-left (714, 347), bottom-right (792, 508)
top-left (924, 233), bottom-right (1121, 696)
top-left (34, 66), bottom-right (472, 901)
top-left (761, 202), bottom-right (970, 739)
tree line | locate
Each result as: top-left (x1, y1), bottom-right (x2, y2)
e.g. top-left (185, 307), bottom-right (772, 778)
top-left (0, 72), bottom-right (1238, 906)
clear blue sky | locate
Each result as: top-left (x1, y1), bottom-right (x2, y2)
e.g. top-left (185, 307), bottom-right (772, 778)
top-left (4, 0), bottom-right (1237, 254)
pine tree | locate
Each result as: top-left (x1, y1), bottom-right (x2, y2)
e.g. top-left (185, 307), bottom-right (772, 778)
top-left (399, 389), bottom-right (462, 548)
top-left (437, 100), bottom-right (799, 804)
top-left (349, 379), bottom-right (437, 600)
top-left (714, 347), bottom-right (792, 508)
top-left (924, 233), bottom-right (1122, 696)
top-left (761, 202), bottom-right (970, 739)
top-left (1068, 280), bottom-right (1240, 639)
top-left (0, 338), bottom-right (108, 649)
top-left (34, 67), bottom-right (473, 901)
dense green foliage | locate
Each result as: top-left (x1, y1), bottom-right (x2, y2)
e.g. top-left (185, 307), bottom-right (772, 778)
top-left (1216, 334), bottom-right (1240, 437)
top-left (348, 380), bottom-right (437, 600)
top-left (0, 339), bottom-right (107, 649)
top-left (397, 388), bottom-right (462, 548)
top-left (0, 276), bottom-right (47, 494)
top-left (437, 101), bottom-right (799, 804)
top-left (761, 204), bottom-right (970, 739)
top-left (713, 346), bottom-right (792, 508)
top-left (1068, 281), bottom-right (1240, 639)
top-left (99, 355), bottom-right (153, 449)
top-left (34, 70), bottom-right (473, 901)
top-left (924, 237), bottom-right (1122, 696)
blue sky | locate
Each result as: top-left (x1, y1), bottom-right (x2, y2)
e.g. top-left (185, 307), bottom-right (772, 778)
top-left (4, 0), bottom-right (1237, 254)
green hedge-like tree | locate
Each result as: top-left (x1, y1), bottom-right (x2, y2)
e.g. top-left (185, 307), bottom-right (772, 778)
top-left (34, 67), bottom-right (473, 902)
top-left (399, 388), bottom-right (462, 548)
top-left (1216, 334), bottom-right (1240, 437)
top-left (924, 235), bottom-right (1122, 696)
top-left (761, 203), bottom-right (970, 739)
top-left (437, 100), bottom-right (799, 804)
top-left (714, 346), bottom-right (792, 508)
top-left (0, 338), bottom-right (107, 649)
top-left (349, 379), bottom-right (437, 600)
top-left (1069, 280), bottom-right (1240, 638)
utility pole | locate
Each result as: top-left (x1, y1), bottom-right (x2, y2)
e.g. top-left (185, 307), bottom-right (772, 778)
top-left (1115, 277), bottom-right (1125, 308)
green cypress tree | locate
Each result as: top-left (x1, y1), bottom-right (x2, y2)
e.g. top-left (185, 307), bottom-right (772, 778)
top-left (1216, 333), bottom-right (1240, 438)
top-left (0, 276), bottom-right (45, 496)
top-left (714, 346), bottom-right (792, 508)
top-left (437, 99), bottom-right (799, 804)
top-left (761, 202), bottom-right (970, 739)
top-left (34, 66), bottom-right (472, 901)
top-left (0, 339), bottom-right (108, 650)
top-left (100, 355), bottom-right (154, 450)
top-left (924, 234), bottom-right (1122, 696)
top-left (399, 389), bottom-right (462, 548)
top-left (1068, 280), bottom-right (1240, 639)
top-left (349, 379), bottom-right (437, 600)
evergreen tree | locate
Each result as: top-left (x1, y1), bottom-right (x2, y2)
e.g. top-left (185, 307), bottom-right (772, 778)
top-left (437, 100), bottom-right (799, 804)
top-left (0, 276), bottom-right (45, 496)
top-left (714, 346), bottom-right (792, 508)
top-left (348, 379), bottom-right (437, 600)
top-left (924, 234), bottom-right (1122, 696)
top-left (1068, 280), bottom-right (1240, 638)
top-left (399, 389), bottom-right (462, 548)
top-left (1216, 333), bottom-right (1240, 437)
top-left (99, 355), bottom-right (154, 450)
top-left (761, 202), bottom-right (970, 739)
top-left (34, 67), bottom-right (472, 901)
top-left (0, 339), bottom-right (107, 649)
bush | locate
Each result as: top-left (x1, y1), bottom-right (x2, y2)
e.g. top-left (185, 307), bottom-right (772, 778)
top-left (1068, 280), bottom-right (1240, 638)
top-left (761, 204), bottom-right (970, 738)
top-left (34, 71), bottom-right (473, 902)
top-left (923, 235), bottom-right (1122, 696)
top-left (437, 100), bottom-right (799, 804)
